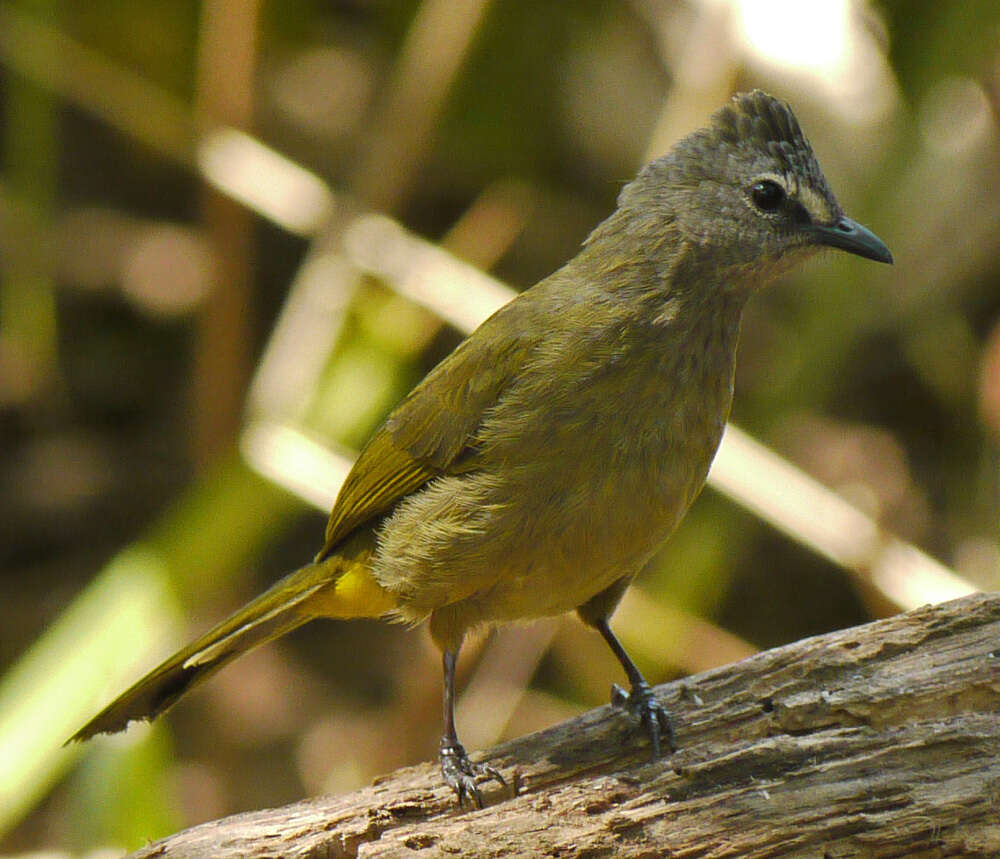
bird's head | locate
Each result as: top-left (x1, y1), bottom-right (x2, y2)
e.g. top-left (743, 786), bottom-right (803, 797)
top-left (620, 90), bottom-right (892, 280)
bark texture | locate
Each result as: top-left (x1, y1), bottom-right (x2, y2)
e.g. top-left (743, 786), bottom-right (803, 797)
top-left (130, 592), bottom-right (1000, 858)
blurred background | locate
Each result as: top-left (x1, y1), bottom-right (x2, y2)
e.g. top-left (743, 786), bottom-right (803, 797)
top-left (0, 0), bottom-right (998, 854)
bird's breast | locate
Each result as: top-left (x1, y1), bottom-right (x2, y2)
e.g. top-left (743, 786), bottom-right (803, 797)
top-left (374, 298), bottom-right (744, 625)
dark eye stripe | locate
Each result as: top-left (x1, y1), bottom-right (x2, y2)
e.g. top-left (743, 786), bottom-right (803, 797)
top-left (789, 200), bottom-right (812, 225)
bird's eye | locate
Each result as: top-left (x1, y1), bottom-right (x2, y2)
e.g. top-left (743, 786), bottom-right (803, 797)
top-left (750, 180), bottom-right (786, 213)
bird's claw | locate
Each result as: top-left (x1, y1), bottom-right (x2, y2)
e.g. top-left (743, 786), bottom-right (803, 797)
top-left (440, 741), bottom-right (505, 808)
top-left (611, 681), bottom-right (675, 758)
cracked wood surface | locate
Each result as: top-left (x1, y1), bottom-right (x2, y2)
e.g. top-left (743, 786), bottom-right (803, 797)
top-left (129, 592), bottom-right (1000, 858)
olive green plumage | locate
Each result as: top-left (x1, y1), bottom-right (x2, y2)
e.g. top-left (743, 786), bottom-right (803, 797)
top-left (71, 90), bottom-right (891, 806)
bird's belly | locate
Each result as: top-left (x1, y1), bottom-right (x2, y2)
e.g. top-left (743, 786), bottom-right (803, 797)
top-left (374, 336), bottom-right (734, 629)
top-left (373, 424), bottom-right (718, 627)
top-left (467, 459), bottom-right (700, 622)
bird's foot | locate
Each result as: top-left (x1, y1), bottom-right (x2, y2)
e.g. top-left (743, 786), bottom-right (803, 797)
top-left (611, 680), bottom-right (675, 758)
top-left (439, 740), bottom-right (505, 808)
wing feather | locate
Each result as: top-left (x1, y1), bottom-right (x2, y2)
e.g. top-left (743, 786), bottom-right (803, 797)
top-left (316, 297), bottom-right (533, 558)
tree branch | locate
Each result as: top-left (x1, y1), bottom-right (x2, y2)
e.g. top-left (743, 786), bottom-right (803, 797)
top-left (130, 592), bottom-right (1000, 858)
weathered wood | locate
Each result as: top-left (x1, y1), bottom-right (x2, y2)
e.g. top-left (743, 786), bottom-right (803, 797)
top-left (130, 592), bottom-right (1000, 858)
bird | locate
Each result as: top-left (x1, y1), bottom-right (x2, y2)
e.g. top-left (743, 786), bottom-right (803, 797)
top-left (69, 90), bottom-right (892, 807)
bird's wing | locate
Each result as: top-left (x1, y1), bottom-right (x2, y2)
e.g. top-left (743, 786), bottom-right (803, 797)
top-left (316, 299), bottom-right (530, 558)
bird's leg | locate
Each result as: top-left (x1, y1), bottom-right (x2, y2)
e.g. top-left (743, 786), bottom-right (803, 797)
top-left (438, 648), bottom-right (505, 807)
top-left (593, 617), bottom-right (675, 757)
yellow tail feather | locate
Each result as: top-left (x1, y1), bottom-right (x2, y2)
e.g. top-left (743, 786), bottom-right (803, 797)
top-left (298, 563), bottom-right (396, 619)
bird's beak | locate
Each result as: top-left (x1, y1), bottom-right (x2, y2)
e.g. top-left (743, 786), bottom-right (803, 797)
top-left (810, 215), bottom-right (893, 264)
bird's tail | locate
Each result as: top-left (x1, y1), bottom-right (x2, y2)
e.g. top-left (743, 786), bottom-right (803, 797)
top-left (68, 554), bottom-right (394, 742)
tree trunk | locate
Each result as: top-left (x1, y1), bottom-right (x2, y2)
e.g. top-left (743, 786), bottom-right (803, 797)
top-left (129, 592), bottom-right (1000, 858)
